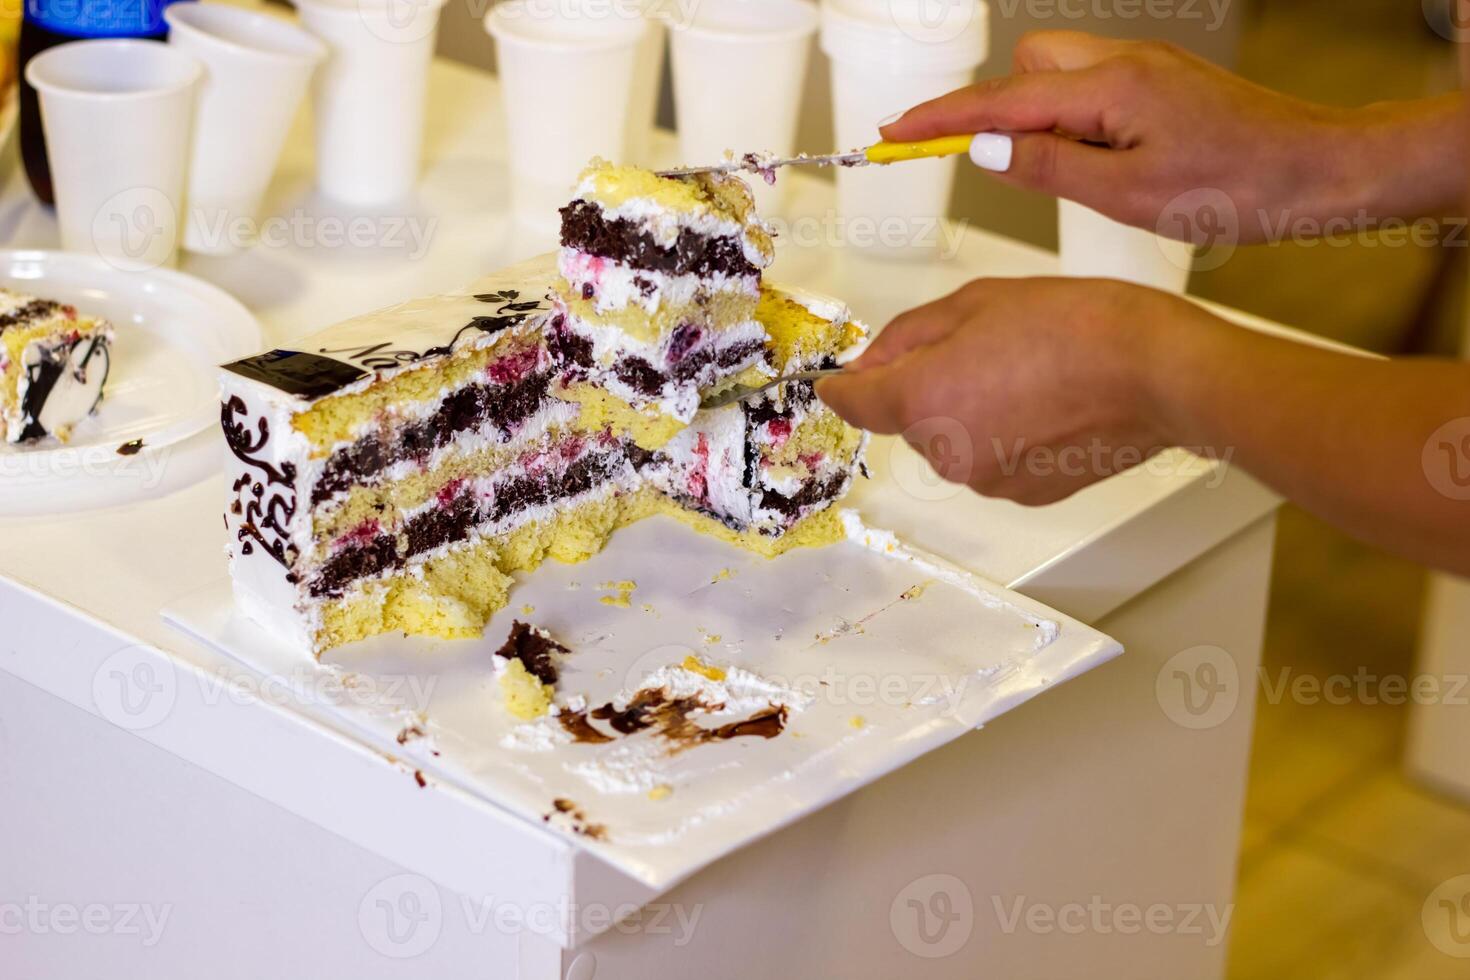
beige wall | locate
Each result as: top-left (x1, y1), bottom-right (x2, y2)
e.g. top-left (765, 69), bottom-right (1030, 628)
top-left (445, 0), bottom-right (1242, 248)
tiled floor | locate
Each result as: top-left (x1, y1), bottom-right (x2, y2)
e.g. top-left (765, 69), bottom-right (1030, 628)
top-left (1192, 2), bottom-right (1470, 976)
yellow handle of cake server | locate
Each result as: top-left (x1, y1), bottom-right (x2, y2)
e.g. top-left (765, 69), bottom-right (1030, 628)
top-left (864, 135), bottom-right (976, 165)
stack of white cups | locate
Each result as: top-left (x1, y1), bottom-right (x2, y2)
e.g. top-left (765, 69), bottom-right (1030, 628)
top-left (26, 0), bottom-right (451, 269)
top-left (486, 0), bottom-right (656, 232)
top-left (665, 0), bottom-right (819, 216)
top-left (820, 0), bottom-right (988, 257)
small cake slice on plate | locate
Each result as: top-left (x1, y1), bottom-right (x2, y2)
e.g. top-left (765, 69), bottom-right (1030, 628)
top-left (549, 159), bottom-right (776, 450)
top-left (0, 287), bottom-right (114, 444)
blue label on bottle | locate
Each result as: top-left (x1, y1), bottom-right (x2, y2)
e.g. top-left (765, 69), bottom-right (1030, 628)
top-left (26, 0), bottom-right (187, 38)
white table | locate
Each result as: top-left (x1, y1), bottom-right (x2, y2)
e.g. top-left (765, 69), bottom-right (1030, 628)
top-left (0, 59), bottom-right (1284, 979)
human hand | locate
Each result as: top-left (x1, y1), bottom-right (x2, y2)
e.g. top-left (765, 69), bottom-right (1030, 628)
top-left (817, 277), bottom-right (1220, 505)
top-left (882, 31), bottom-right (1462, 241)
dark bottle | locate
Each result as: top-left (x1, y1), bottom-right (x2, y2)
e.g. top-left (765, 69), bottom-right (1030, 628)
top-left (19, 0), bottom-right (192, 205)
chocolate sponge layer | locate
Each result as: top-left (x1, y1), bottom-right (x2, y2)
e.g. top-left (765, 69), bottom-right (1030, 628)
top-left (559, 200), bottom-right (760, 279)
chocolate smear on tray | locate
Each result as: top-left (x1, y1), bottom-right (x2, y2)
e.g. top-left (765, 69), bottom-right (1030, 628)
top-left (558, 709), bottom-right (614, 745)
top-left (589, 689), bottom-right (789, 750)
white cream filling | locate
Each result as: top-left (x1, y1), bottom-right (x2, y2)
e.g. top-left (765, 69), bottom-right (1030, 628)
top-left (557, 250), bottom-right (759, 317)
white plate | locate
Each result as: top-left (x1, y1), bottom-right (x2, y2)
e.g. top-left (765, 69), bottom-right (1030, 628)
top-left (0, 250), bottom-right (261, 515)
top-left (164, 510), bottom-right (1122, 889)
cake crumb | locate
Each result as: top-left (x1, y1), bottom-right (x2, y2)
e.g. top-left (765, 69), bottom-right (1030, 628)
top-left (500, 660), bottom-right (554, 720)
top-left (681, 655), bottom-right (726, 682)
top-left (641, 603), bottom-right (656, 614)
top-left (648, 784), bottom-right (673, 801)
top-left (521, 604), bottom-right (535, 615)
top-left (116, 438), bottom-right (144, 456)
top-left (849, 715), bottom-right (866, 730)
top-left (900, 582), bottom-right (930, 601)
top-left (414, 770), bottom-right (427, 788)
top-left (711, 567), bottom-right (736, 584)
top-left (597, 579), bottom-right (636, 607)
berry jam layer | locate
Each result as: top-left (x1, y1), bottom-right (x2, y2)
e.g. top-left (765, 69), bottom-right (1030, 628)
top-left (304, 434), bottom-right (635, 600)
top-left (559, 200), bottom-right (762, 280)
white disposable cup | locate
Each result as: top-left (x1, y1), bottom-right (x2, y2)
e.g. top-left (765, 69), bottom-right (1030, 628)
top-left (625, 2), bottom-right (665, 167)
top-left (166, 4), bottom-right (326, 255)
top-left (297, 0), bottom-right (447, 207)
top-left (26, 40), bottom-right (201, 271)
top-left (1058, 200), bottom-right (1195, 294)
top-left (667, 0), bottom-right (818, 215)
top-left (486, 0), bottom-right (646, 228)
top-left (821, 0), bottom-right (987, 257)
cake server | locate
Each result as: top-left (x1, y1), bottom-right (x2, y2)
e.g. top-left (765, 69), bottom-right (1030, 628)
top-left (699, 368), bottom-right (844, 410)
top-left (656, 134), bottom-right (991, 179)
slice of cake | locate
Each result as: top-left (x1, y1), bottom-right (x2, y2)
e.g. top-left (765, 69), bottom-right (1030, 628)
top-left (640, 289), bottom-right (868, 554)
top-left (0, 288), bottom-right (114, 443)
top-left (550, 159), bottom-right (775, 450)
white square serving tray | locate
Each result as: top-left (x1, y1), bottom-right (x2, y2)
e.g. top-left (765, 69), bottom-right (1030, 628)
top-left (164, 510), bottom-right (1121, 889)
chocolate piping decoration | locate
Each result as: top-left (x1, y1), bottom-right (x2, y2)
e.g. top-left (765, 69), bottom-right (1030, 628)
top-left (222, 395), bottom-right (298, 569)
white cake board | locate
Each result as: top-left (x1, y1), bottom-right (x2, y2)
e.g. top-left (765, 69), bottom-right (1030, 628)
top-left (163, 510), bottom-right (1121, 889)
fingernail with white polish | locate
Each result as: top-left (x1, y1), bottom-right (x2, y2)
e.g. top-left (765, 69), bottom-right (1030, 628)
top-left (969, 133), bottom-right (1013, 172)
top-left (877, 110), bottom-right (904, 128)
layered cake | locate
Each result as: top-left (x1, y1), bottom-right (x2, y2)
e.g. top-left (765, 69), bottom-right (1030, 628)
top-left (551, 160), bottom-right (775, 450)
top-left (221, 176), bottom-right (867, 658)
top-left (0, 288), bottom-right (114, 443)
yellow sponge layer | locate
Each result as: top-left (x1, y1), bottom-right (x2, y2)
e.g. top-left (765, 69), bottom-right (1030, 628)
top-left (757, 291), bottom-right (866, 373)
top-left (292, 333), bottom-right (532, 455)
top-left (645, 497), bottom-right (846, 558)
top-left (558, 382), bottom-right (687, 451)
top-left (562, 283), bottom-right (758, 346)
top-left (500, 659), bottom-right (554, 720)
